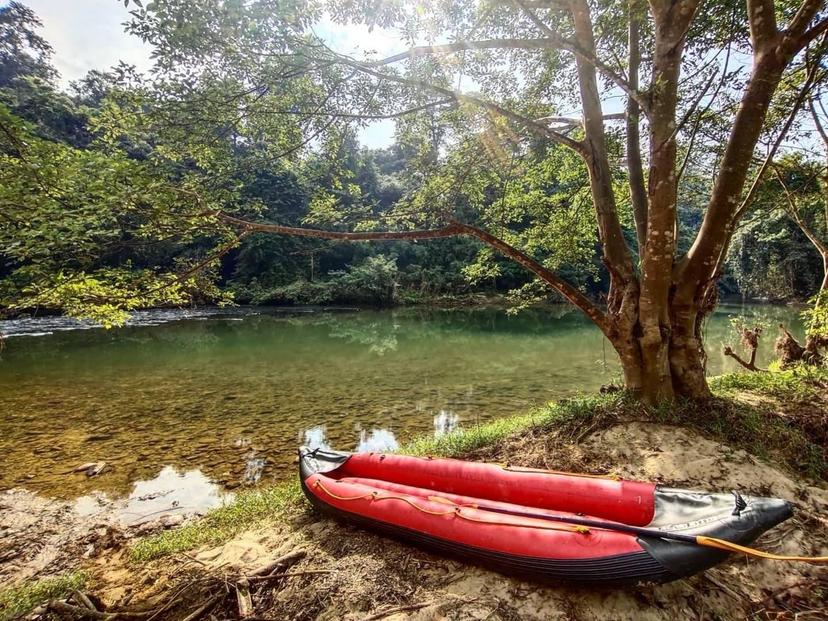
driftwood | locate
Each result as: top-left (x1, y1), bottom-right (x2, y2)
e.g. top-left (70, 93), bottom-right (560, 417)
top-left (361, 602), bottom-right (432, 620)
top-left (48, 600), bottom-right (154, 620)
top-left (179, 595), bottom-right (220, 621)
top-left (723, 326), bottom-right (763, 371)
top-left (246, 569), bottom-right (332, 583)
top-left (249, 549), bottom-right (306, 577)
top-left (236, 578), bottom-right (254, 618)
top-left (775, 324), bottom-right (826, 367)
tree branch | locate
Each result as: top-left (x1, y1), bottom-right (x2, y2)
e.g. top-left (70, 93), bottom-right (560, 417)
top-left (747, 0), bottom-right (779, 51)
top-left (809, 96), bottom-right (828, 150)
top-left (374, 32), bottom-right (650, 115)
top-left (677, 13), bottom-right (737, 183)
top-left (251, 98), bottom-right (456, 120)
top-left (785, 0), bottom-right (826, 51)
top-left (510, 0), bottom-right (651, 114)
top-left (798, 17), bottom-right (828, 49)
top-left (565, 0), bottom-right (636, 284)
top-left (675, 42), bottom-right (802, 300)
top-left (723, 326), bottom-right (763, 371)
top-left (627, 2), bottom-right (648, 254)
top-left (773, 164), bottom-right (828, 253)
top-left (217, 213), bottom-right (609, 331)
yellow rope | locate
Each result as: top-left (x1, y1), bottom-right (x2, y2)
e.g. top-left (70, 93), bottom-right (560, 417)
top-left (499, 464), bottom-right (621, 481)
top-left (313, 480), bottom-right (588, 534)
top-left (313, 480), bottom-right (455, 516)
top-left (697, 536), bottom-right (828, 563)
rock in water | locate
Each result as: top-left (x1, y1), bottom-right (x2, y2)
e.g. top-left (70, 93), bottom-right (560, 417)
top-left (69, 462), bottom-right (108, 476)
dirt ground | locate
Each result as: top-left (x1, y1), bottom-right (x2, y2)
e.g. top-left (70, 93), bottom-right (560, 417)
top-left (67, 420), bottom-right (827, 621)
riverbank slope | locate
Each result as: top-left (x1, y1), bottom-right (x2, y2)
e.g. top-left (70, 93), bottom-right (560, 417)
top-left (2, 368), bottom-right (827, 620)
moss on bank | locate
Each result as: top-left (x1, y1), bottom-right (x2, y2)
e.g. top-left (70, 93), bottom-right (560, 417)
top-left (129, 367), bottom-right (828, 564)
top-left (0, 572), bottom-right (85, 621)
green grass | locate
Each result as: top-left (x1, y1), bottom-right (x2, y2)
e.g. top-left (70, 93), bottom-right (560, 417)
top-left (710, 364), bottom-right (827, 399)
top-left (0, 572), bottom-right (85, 621)
top-left (404, 392), bottom-right (620, 457)
top-left (130, 369), bottom-right (827, 563)
top-left (129, 481), bottom-right (304, 563)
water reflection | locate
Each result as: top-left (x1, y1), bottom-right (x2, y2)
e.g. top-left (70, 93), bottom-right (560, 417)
top-left (433, 410), bottom-right (459, 437)
top-left (0, 307), bottom-right (257, 338)
top-left (356, 428), bottom-right (399, 452)
top-left (303, 426), bottom-right (332, 451)
top-left (0, 304), bottom-right (806, 500)
top-left (121, 466), bottom-right (228, 525)
top-left (243, 456), bottom-right (266, 484)
top-left (326, 320), bottom-right (399, 355)
top-left (70, 466), bottom-right (230, 525)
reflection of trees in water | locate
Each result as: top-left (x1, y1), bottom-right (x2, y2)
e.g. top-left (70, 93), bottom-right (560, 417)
top-left (356, 428), bottom-right (398, 452)
top-left (327, 321), bottom-right (399, 355)
top-left (302, 425), bottom-right (332, 451)
top-left (289, 307), bottom-right (598, 357)
top-left (433, 410), bottom-right (459, 437)
top-left (301, 424), bottom-right (399, 453)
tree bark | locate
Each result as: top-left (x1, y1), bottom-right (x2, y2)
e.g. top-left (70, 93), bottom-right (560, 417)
top-left (627, 3), bottom-right (648, 253)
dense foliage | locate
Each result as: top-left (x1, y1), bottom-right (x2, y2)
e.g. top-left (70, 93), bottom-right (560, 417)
top-left (0, 0), bottom-right (826, 390)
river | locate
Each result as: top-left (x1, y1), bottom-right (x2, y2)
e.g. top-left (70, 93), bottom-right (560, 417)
top-left (0, 303), bottom-right (804, 518)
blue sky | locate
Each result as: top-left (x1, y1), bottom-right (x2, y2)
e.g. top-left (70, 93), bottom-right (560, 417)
top-left (22, 0), bottom-right (397, 147)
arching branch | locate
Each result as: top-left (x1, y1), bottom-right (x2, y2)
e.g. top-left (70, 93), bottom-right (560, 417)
top-left (217, 213), bottom-right (609, 332)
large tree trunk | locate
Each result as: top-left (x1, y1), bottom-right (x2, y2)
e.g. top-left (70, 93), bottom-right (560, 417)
top-left (609, 293), bottom-right (712, 405)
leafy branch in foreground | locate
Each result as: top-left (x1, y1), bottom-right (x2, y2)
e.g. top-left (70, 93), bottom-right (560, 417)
top-left (0, 102), bottom-right (241, 325)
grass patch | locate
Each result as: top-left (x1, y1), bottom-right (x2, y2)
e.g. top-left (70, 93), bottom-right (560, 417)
top-left (404, 392), bottom-right (622, 458)
top-left (654, 396), bottom-right (826, 481)
top-left (710, 364), bottom-right (827, 399)
top-left (129, 481), bottom-right (304, 563)
top-left (0, 572), bottom-right (85, 621)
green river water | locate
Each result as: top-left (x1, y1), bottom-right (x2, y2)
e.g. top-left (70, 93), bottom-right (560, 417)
top-left (0, 303), bottom-right (803, 519)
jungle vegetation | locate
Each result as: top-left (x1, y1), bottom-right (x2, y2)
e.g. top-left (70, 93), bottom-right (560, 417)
top-left (1, 0), bottom-right (828, 402)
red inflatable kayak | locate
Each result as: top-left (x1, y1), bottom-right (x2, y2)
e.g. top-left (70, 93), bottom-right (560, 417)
top-left (299, 447), bottom-right (793, 584)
